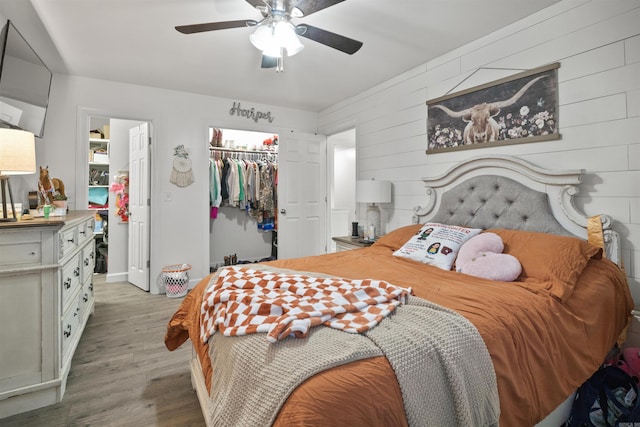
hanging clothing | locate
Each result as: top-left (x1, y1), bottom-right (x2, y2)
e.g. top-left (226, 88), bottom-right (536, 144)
top-left (209, 148), bottom-right (278, 230)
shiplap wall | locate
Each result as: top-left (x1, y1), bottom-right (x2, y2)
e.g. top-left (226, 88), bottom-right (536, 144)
top-left (318, 0), bottom-right (640, 303)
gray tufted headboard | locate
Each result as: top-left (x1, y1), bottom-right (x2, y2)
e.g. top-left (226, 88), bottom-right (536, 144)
top-left (412, 155), bottom-right (622, 267)
top-left (429, 175), bottom-right (572, 236)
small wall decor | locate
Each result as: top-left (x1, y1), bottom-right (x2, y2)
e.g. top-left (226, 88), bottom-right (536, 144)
top-left (426, 62), bottom-right (560, 154)
top-left (109, 172), bottom-right (129, 223)
top-left (170, 144), bottom-right (194, 187)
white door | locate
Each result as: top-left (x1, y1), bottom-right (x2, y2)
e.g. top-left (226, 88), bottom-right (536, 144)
top-left (128, 123), bottom-right (150, 290)
top-left (277, 132), bottom-right (327, 259)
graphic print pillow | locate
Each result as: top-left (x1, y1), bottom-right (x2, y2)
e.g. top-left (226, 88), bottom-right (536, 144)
top-left (392, 222), bottom-right (482, 270)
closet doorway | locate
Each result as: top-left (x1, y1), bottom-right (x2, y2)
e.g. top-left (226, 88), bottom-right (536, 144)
top-left (83, 113), bottom-right (151, 288)
top-left (208, 127), bottom-right (327, 268)
top-left (208, 128), bottom-right (278, 270)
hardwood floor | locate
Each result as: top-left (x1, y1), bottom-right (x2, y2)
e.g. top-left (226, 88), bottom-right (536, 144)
top-left (2, 274), bottom-right (205, 427)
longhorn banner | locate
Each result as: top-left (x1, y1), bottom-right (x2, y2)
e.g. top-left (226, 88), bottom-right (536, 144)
top-left (426, 62), bottom-right (560, 154)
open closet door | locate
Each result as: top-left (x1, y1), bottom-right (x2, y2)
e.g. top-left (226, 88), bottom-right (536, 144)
top-left (128, 123), bottom-right (150, 291)
top-left (277, 132), bottom-right (327, 259)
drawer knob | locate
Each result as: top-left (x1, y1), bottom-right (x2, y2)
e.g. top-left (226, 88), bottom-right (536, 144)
top-left (79, 230), bottom-right (86, 236)
top-left (64, 278), bottom-right (72, 289)
top-left (84, 258), bottom-right (90, 266)
top-left (74, 267), bottom-right (80, 277)
top-left (29, 251), bottom-right (37, 256)
top-left (67, 237), bottom-right (75, 243)
top-left (64, 324), bottom-right (72, 337)
top-left (83, 294), bottom-right (88, 302)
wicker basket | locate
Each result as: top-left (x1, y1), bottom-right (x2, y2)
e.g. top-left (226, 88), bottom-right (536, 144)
top-left (161, 264), bottom-right (192, 298)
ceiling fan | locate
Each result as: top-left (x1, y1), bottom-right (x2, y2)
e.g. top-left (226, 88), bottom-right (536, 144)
top-left (175, 0), bottom-right (363, 72)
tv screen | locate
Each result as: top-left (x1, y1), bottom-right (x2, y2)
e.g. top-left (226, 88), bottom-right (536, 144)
top-left (0, 20), bottom-right (52, 138)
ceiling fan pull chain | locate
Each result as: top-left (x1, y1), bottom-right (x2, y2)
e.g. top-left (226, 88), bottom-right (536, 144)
top-left (277, 54), bottom-right (284, 73)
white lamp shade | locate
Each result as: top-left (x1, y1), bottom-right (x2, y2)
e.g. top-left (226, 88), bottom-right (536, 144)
top-left (0, 129), bottom-right (36, 175)
top-left (250, 24), bottom-right (274, 52)
top-left (356, 179), bottom-right (391, 204)
top-left (274, 21), bottom-right (303, 56)
top-left (250, 19), bottom-right (304, 58)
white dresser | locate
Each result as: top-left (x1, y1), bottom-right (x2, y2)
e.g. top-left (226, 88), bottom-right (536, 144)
top-left (0, 211), bottom-right (96, 418)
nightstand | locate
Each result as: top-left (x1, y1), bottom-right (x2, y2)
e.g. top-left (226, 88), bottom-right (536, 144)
top-left (332, 236), bottom-right (375, 252)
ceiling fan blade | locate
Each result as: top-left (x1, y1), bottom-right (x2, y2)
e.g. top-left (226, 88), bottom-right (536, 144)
top-left (297, 24), bottom-right (362, 54)
top-left (293, 0), bottom-right (345, 17)
top-left (261, 55), bottom-right (278, 68)
top-left (175, 20), bottom-right (256, 34)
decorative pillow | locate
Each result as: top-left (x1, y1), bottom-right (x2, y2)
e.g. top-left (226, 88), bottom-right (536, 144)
top-left (392, 222), bottom-right (482, 270)
top-left (455, 232), bottom-right (522, 281)
top-left (489, 229), bottom-right (602, 302)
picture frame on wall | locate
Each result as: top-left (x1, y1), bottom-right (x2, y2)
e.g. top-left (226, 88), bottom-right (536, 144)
top-left (426, 62), bottom-right (560, 154)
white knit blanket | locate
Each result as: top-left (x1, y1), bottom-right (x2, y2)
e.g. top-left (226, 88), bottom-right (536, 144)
top-left (205, 265), bottom-right (500, 427)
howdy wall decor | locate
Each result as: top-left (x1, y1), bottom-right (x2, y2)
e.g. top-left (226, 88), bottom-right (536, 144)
top-left (426, 62), bottom-right (560, 154)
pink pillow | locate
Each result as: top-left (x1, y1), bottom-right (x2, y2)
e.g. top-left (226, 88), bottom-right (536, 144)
top-left (456, 232), bottom-right (521, 282)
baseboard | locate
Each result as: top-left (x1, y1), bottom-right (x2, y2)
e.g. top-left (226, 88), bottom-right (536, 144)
top-left (105, 272), bottom-right (128, 283)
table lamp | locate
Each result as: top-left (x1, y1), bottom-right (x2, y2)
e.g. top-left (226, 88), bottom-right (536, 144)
top-left (0, 129), bottom-right (36, 222)
top-left (356, 179), bottom-right (391, 239)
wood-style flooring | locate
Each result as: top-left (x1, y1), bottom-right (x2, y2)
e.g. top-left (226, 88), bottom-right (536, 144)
top-left (2, 274), bottom-right (206, 427)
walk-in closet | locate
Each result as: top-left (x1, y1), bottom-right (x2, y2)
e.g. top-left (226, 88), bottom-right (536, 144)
top-left (208, 127), bottom-right (279, 270)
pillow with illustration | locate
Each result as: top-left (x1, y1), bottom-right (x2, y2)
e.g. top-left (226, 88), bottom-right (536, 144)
top-left (392, 222), bottom-right (482, 270)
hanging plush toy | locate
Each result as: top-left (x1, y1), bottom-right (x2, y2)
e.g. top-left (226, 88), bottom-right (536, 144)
top-left (170, 144), bottom-right (194, 187)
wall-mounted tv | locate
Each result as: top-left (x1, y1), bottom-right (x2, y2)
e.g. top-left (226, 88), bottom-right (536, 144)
top-left (0, 20), bottom-right (52, 138)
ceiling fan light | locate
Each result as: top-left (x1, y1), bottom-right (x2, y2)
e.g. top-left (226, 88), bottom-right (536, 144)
top-left (286, 40), bottom-right (304, 56)
top-left (263, 46), bottom-right (283, 58)
top-left (273, 21), bottom-right (304, 56)
top-left (249, 24), bottom-right (274, 51)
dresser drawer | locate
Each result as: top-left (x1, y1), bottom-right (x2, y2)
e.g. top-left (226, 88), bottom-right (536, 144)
top-left (58, 226), bottom-right (78, 259)
top-left (79, 279), bottom-right (94, 321)
top-left (81, 243), bottom-right (95, 283)
top-left (0, 236), bottom-right (42, 268)
top-left (60, 255), bottom-right (81, 312)
top-left (78, 218), bottom-right (95, 246)
top-left (61, 300), bottom-right (81, 365)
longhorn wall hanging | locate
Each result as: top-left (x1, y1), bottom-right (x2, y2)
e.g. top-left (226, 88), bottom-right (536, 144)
top-left (426, 62), bottom-right (560, 154)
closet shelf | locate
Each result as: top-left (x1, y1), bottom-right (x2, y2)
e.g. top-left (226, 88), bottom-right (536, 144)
top-left (209, 146), bottom-right (277, 155)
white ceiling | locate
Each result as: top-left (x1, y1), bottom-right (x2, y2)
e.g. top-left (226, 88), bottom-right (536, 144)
top-left (0, 0), bottom-right (560, 112)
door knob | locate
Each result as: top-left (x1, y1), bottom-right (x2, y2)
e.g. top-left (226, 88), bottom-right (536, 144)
top-left (280, 209), bottom-right (286, 215)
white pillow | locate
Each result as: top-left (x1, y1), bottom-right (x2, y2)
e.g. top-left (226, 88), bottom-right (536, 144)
top-left (392, 222), bottom-right (482, 270)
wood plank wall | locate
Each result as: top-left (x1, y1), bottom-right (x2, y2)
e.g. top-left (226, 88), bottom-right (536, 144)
top-left (317, 0), bottom-right (640, 303)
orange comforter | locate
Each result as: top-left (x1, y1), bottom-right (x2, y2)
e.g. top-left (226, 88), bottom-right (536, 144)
top-left (165, 230), bottom-right (632, 426)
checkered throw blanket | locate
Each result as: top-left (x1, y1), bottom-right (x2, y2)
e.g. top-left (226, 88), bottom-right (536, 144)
top-left (200, 266), bottom-right (410, 344)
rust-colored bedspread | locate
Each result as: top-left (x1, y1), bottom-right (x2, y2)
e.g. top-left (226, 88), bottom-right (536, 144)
top-left (165, 235), bottom-right (632, 426)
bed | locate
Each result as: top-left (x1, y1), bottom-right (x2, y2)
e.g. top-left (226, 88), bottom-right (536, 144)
top-left (165, 155), bottom-right (633, 427)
